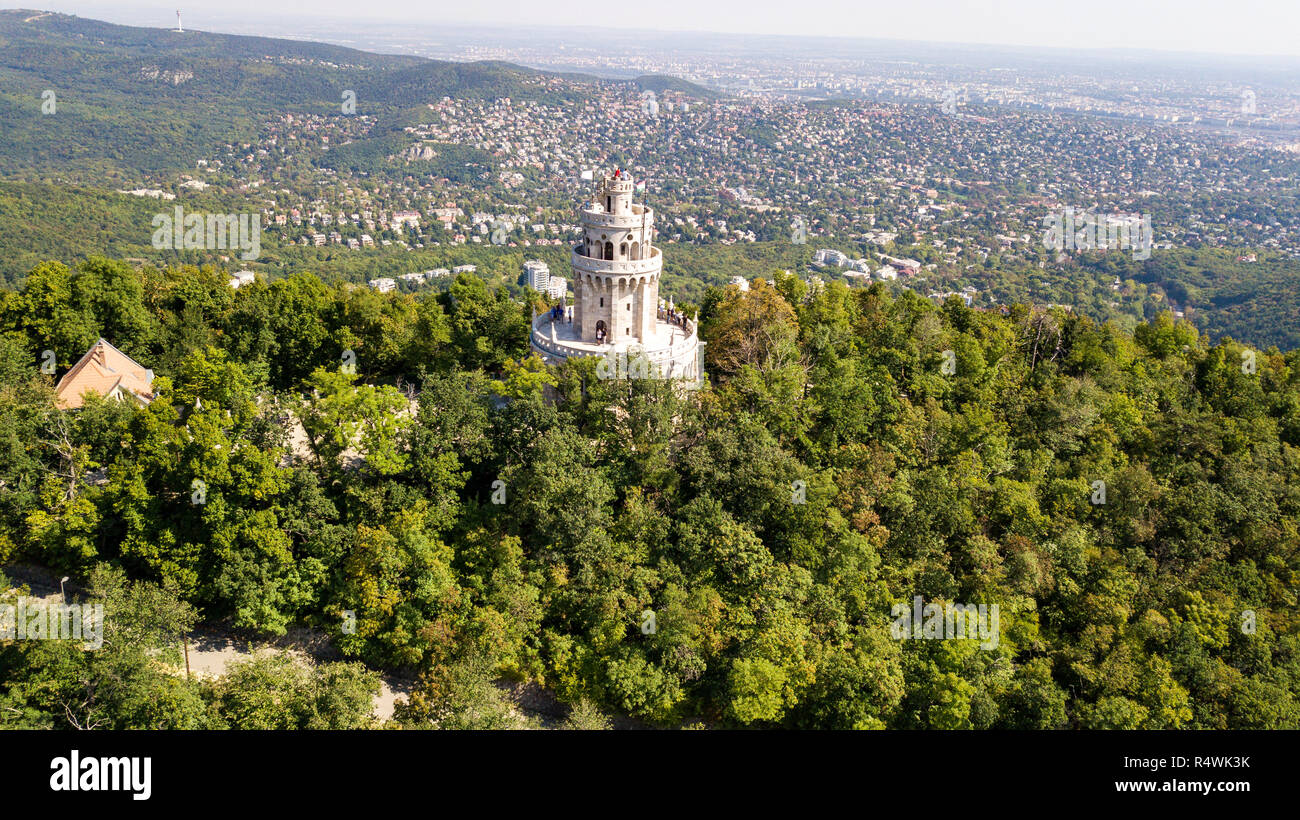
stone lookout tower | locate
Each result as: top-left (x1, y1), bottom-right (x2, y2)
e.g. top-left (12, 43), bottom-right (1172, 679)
top-left (531, 169), bottom-right (700, 381)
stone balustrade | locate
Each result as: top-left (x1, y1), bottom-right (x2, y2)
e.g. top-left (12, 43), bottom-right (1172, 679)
top-left (571, 245), bottom-right (661, 274)
top-left (579, 206), bottom-right (654, 230)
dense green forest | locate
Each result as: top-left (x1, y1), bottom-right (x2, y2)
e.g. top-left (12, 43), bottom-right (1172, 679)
top-left (2, 256), bottom-right (1298, 728)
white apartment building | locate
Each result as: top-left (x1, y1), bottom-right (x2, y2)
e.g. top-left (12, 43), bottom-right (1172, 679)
top-left (524, 259), bottom-right (551, 293)
top-left (547, 275), bottom-right (568, 300)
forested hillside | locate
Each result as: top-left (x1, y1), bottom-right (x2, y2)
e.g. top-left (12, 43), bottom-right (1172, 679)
top-left (2, 257), bottom-right (1297, 728)
top-left (0, 10), bottom-right (702, 183)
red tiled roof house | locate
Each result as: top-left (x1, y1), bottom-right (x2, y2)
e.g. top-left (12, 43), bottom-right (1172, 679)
top-left (54, 338), bottom-right (155, 410)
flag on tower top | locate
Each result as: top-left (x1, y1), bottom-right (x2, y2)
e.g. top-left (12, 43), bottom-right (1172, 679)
top-left (635, 179), bottom-right (646, 192)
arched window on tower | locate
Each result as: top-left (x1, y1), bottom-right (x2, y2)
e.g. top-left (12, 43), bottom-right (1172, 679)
top-left (630, 242), bottom-right (641, 260)
top-left (604, 241), bottom-right (613, 260)
top-left (619, 243), bottom-right (627, 259)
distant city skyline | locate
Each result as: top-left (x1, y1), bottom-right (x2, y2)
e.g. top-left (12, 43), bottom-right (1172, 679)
top-left (28, 0), bottom-right (1300, 61)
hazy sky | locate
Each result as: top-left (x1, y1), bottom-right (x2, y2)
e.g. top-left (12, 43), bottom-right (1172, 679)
top-left (29, 1), bottom-right (1300, 58)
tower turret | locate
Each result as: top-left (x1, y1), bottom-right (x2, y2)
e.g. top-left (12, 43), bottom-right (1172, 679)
top-left (572, 171), bottom-right (659, 344)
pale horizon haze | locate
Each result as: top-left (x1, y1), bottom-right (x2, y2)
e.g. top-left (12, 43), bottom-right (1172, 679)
top-left (19, 0), bottom-right (1300, 61)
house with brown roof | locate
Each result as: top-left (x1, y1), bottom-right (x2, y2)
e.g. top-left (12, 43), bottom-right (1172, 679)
top-left (54, 338), bottom-right (155, 410)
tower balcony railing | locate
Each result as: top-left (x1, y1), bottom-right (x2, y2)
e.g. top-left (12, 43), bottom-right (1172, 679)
top-left (571, 245), bottom-right (661, 275)
top-left (579, 206), bottom-right (654, 229)
top-left (530, 314), bottom-right (572, 358)
top-left (530, 310), bottom-right (697, 360)
top-left (658, 307), bottom-right (696, 340)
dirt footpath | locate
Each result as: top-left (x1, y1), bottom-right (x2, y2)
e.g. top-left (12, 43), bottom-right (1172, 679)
top-left (184, 625), bottom-right (415, 722)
